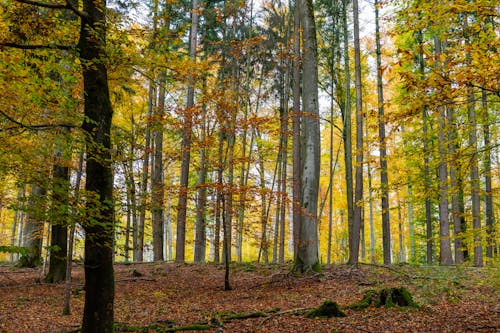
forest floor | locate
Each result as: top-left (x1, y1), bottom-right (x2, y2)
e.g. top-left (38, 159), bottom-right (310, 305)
top-left (0, 262), bottom-right (498, 333)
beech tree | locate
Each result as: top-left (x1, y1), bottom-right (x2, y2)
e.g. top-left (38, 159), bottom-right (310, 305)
top-left (293, 0), bottom-right (320, 273)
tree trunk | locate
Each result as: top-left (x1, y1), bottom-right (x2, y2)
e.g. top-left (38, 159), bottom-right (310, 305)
top-left (152, 71), bottom-right (166, 262)
top-left (350, 0), bottom-right (363, 266)
top-left (468, 87), bottom-right (483, 267)
top-left (341, 0), bottom-right (354, 266)
top-left (63, 150), bottom-right (84, 316)
top-left (194, 114), bottom-right (207, 263)
top-left (136, 82), bottom-right (154, 262)
top-left (448, 106), bottom-right (466, 264)
top-left (434, 37), bottom-right (453, 266)
top-left (79, 1), bottom-right (115, 331)
top-left (175, 74), bottom-right (193, 263)
top-left (294, 0), bottom-right (320, 273)
top-left (10, 187), bottom-right (24, 263)
top-left (482, 90), bottom-right (495, 259)
top-left (375, 0), bottom-right (391, 265)
top-left (45, 134), bottom-right (70, 283)
top-left (417, 30), bottom-right (433, 265)
top-left (20, 184), bottom-right (46, 268)
top-left (292, 0), bottom-right (302, 258)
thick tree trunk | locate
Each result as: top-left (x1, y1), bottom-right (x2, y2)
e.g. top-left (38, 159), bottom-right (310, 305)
top-left (294, 0), bottom-right (320, 273)
top-left (79, 1), bottom-right (115, 331)
top-left (375, 0), bottom-right (391, 265)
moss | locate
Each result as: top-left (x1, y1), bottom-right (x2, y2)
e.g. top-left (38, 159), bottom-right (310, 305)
top-left (292, 256), bottom-right (322, 275)
top-left (306, 300), bottom-right (346, 318)
top-left (347, 289), bottom-right (378, 310)
top-left (312, 261), bottom-right (322, 273)
top-left (348, 287), bottom-right (418, 311)
top-left (377, 287), bottom-right (418, 308)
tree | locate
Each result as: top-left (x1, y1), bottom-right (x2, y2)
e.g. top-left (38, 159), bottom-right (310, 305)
top-left (78, 0), bottom-right (115, 330)
top-left (349, 0), bottom-right (363, 266)
top-left (45, 130), bottom-right (70, 283)
top-left (293, 0), bottom-right (320, 273)
top-left (374, 0), bottom-right (391, 265)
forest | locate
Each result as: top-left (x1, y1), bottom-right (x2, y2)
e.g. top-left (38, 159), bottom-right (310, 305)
top-left (0, 0), bottom-right (498, 332)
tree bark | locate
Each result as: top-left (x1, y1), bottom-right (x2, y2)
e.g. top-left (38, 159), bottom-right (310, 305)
top-left (375, 0), bottom-right (391, 265)
top-left (482, 90), bottom-right (495, 259)
top-left (350, 0), bottom-right (363, 266)
top-left (434, 37), bottom-right (453, 266)
top-left (79, 1), bottom-right (115, 331)
top-left (45, 133), bottom-right (70, 283)
top-left (292, 0), bottom-right (302, 258)
top-left (136, 81), bottom-right (154, 262)
top-left (294, 0), bottom-right (320, 273)
top-left (341, 0), bottom-right (354, 266)
top-left (152, 70), bottom-right (166, 262)
top-left (417, 30), bottom-right (433, 265)
top-left (20, 184), bottom-right (46, 268)
top-left (447, 107), bottom-right (466, 264)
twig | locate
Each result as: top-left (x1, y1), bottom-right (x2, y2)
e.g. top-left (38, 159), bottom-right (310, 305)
top-left (258, 307), bottom-right (310, 328)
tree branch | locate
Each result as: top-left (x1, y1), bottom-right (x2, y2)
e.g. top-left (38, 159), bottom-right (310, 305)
top-left (14, 0), bottom-right (88, 18)
top-left (0, 110), bottom-right (77, 132)
top-left (0, 42), bottom-right (75, 51)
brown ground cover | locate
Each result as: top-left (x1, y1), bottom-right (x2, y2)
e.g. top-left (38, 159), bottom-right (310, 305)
top-left (0, 263), bottom-right (498, 332)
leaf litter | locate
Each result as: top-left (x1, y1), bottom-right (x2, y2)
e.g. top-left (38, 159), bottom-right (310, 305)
top-left (0, 263), bottom-right (498, 332)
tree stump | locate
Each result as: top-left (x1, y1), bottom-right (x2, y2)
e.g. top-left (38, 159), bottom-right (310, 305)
top-left (305, 300), bottom-right (346, 318)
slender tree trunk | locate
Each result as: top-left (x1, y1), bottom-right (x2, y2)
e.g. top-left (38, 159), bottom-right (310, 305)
top-left (367, 156), bottom-right (376, 264)
top-left (136, 82), bottom-right (154, 262)
top-left (258, 141), bottom-right (269, 264)
top-left (375, 0), bottom-right (391, 265)
top-left (46, 132), bottom-right (70, 283)
top-left (152, 71), bottom-right (166, 262)
top-left (349, 0), bottom-right (363, 266)
top-left (272, 145), bottom-right (282, 264)
top-left (176, 62), bottom-right (194, 263)
top-left (468, 87), bottom-right (483, 267)
top-left (341, 0), bottom-right (354, 266)
top-left (292, 0), bottom-right (302, 257)
top-left (214, 133), bottom-right (224, 264)
top-left (63, 150), bottom-right (84, 316)
top-left (417, 30), bottom-right (433, 264)
top-left (448, 106), bottom-right (465, 264)
top-left (79, 1), bottom-right (115, 331)
top-left (482, 90), bottom-right (495, 259)
top-left (194, 117), bottom-right (207, 263)
top-left (433, 37), bottom-right (453, 266)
